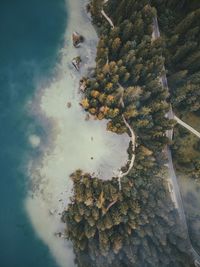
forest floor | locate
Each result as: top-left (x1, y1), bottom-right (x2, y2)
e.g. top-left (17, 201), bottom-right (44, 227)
top-left (173, 112), bottom-right (200, 171)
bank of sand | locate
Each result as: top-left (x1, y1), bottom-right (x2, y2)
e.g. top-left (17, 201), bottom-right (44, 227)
top-left (25, 0), bottom-right (129, 266)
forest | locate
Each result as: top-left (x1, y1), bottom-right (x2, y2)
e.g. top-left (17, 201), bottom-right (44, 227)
top-left (62, 0), bottom-right (199, 266)
top-left (151, 0), bottom-right (200, 180)
top-left (151, 0), bottom-right (200, 255)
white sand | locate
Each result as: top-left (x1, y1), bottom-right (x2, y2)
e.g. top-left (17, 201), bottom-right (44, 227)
top-left (28, 134), bottom-right (41, 148)
top-left (25, 0), bottom-right (129, 267)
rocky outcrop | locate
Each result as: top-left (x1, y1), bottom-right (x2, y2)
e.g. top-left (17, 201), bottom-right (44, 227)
top-left (72, 56), bottom-right (82, 71)
top-left (79, 78), bottom-right (87, 92)
top-left (72, 32), bottom-right (84, 48)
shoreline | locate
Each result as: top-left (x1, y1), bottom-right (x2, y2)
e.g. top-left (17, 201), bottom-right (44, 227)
top-left (25, 0), bottom-right (129, 267)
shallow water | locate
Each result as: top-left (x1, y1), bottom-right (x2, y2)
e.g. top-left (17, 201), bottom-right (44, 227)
top-left (25, 0), bottom-right (129, 267)
top-left (0, 0), bottom-right (66, 266)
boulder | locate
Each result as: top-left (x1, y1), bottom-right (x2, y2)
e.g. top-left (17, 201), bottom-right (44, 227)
top-left (72, 56), bottom-right (82, 71)
top-left (79, 78), bottom-right (87, 92)
top-left (67, 102), bottom-right (72, 108)
top-left (72, 32), bottom-right (84, 48)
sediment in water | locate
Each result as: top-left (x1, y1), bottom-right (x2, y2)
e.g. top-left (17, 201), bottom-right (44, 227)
top-left (25, 1), bottom-right (129, 267)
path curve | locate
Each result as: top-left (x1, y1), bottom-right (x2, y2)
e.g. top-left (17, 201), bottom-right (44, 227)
top-left (116, 83), bottom-right (136, 190)
top-left (101, 1), bottom-right (200, 264)
top-left (101, 9), bottom-right (114, 28)
top-left (118, 115), bottom-right (136, 190)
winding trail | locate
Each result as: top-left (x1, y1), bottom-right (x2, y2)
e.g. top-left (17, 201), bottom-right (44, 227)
top-left (101, 4), bottom-right (136, 190)
top-left (117, 83), bottom-right (136, 190)
top-left (101, 0), bottom-right (115, 28)
top-left (101, 9), bottom-right (114, 28)
top-left (118, 115), bottom-right (136, 190)
top-left (101, 3), bottom-right (200, 264)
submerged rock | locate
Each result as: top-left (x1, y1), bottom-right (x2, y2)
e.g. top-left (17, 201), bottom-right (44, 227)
top-left (54, 232), bottom-right (65, 238)
top-left (85, 114), bottom-right (90, 121)
top-left (72, 56), bottom-right (82, 71)
top-left (72, 32), bottom-right (84, 48)
top-left (67, 102), bottom-right (72, 108)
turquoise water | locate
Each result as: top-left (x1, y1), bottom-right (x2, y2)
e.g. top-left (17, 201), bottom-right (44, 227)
top-left (0, 0), bottom-right (67, 266)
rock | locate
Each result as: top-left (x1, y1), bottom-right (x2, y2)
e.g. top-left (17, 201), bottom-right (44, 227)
top-left (72, 32), bottom-right (84, 48)
top-left (85, 114), bottom-right (90, 121)
top-left (55, 232), bottom-right (65, 238)
top-left (67, 102), bottom-right (72, 108)
top-left (49, 209), bottom-right (54, 216)
top-left (72, 56), bottom-right (82, 71)
top-left (79, 79), bottom-right (87, 92)
top-left (86, 3), bottom-right (91, 13)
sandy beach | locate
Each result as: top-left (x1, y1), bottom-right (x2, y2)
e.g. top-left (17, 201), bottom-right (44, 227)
top-left (25, 0), bottom-right (129, 266)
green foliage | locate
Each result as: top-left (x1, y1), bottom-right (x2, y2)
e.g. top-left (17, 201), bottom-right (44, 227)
top-left (63, 169), bottom-right (193, 267)
top-left (62, 1), bottom-right (199, 266)
top-left (152, 0), bottom-right (200, 182)
top-left (153, 0), bottom-right (200, 113)
top-left (172, 115), bottom-right (200, 180)
top-left (80, 0), bottom-right (171, 152)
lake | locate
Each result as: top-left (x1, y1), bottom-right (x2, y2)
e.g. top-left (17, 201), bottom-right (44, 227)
top-left (0, 1), bottom-right (129, 266)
